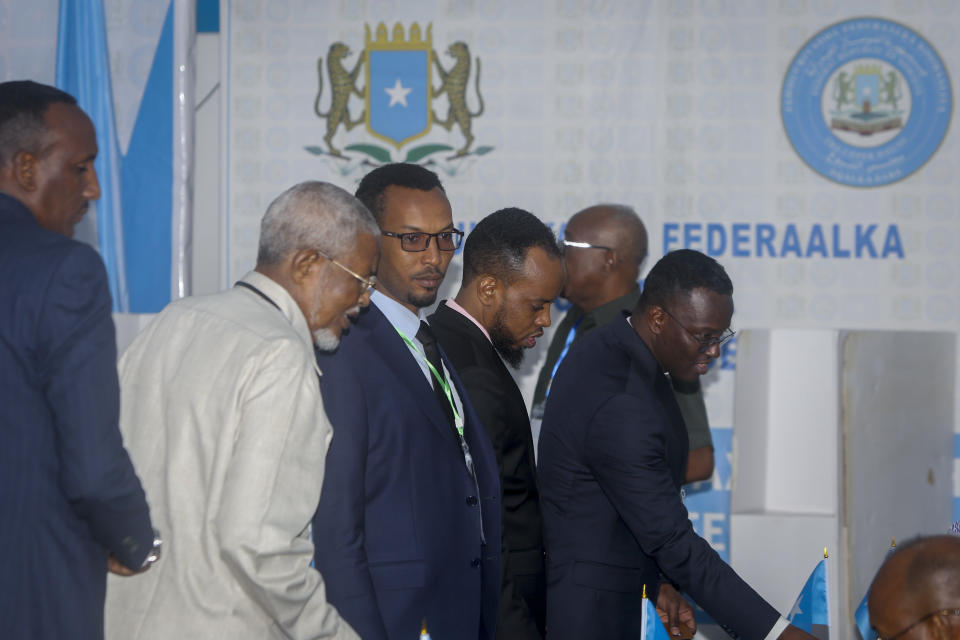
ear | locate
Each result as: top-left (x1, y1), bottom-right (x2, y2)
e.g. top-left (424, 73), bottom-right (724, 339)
top-left (476, 275), bottom-right (500, 307)
top-left (289, 249), bottom-right (322, 284)
top-left (11, 150), bottom-right (37, 192)
top-left (647, 305), bottom-right (667, 336)
top-left (603, 248), bottom-right (619, 270)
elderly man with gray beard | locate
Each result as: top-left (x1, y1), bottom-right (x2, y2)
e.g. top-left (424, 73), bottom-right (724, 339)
top-left (105, 181), bottom-right (379, 640)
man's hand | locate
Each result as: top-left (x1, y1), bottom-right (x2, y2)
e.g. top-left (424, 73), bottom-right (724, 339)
top-left (107, 554), bottom-right (148, 577)
top-left (655, 582), bottom-right (697, 639)
top-left (777, 624), bottom-right (818, 640)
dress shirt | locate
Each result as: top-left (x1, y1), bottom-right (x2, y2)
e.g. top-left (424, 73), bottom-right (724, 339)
top-left (371, 290), bottom-right (464, 420)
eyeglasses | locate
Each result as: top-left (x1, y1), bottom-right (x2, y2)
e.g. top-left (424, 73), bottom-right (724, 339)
top-left (661, 307), bottom-right (735, 353)
top-left (315, 249), bottom-right (376, 293)
top-left (877, 609), bottom-right (960, 640)
top-left (382, 229), bottom-right (464, 252)
top-left (562, 239), bottom-right (613, 253)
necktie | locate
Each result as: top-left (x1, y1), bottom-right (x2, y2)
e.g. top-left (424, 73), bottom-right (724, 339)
top-left (415, 321), bottom-right (456, 428)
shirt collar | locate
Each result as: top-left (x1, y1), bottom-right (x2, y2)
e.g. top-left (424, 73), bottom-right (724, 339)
top-left (371, 289), bottom-right (424, 338)
top-left (443, 299), bottom-right (492, 343)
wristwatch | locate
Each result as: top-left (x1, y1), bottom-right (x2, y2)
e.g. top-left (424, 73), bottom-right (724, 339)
top-left (140, 528), bottom-right (162, 569)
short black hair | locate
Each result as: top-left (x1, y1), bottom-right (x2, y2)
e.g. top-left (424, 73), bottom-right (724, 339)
top-left (355, 162), bottom-right (445, 223)
top-left (639, 249), bottom-right (733, 311)
top-left (462, 207), bottom-right (561, 285)
top-left (0, 80), bottom-right (78, 167)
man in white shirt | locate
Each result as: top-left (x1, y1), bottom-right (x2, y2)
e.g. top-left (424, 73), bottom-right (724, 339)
top-left (105, 181), bottom-right (378, 639)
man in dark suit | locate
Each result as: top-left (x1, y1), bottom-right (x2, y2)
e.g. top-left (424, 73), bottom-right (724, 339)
top-left (429, 208), bottom-right (564, 639)
top-left (538, 249), bottom-right (814, 640)
top-left (312, 163), bottom-right (501, 640)
top-left (0, 81), bottom-right (155, 639)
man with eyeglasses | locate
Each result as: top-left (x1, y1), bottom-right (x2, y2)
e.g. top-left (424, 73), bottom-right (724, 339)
top-left (104, 181), bottom-right (377, 639)
top-left (869, 535), bottom-right (960, 640)
top-left (538, 249), bottom-right (814, 640)
top-left (312, 163), bottom-right (501, 640)
top-left (531, 204), bottom-right (715, 483)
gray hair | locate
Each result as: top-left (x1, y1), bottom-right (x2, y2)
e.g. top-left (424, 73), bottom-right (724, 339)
top-left (256, 181), bottom-right (379, 265)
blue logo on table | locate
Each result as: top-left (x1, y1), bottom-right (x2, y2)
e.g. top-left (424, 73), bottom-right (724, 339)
top-left (782, 18), bottom-right (952, 187)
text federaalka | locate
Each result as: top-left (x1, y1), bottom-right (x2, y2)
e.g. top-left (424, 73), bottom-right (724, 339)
top-left (663, 222), bottom-right (904, 259)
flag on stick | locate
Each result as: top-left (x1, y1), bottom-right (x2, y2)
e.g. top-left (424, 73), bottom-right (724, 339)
top-left (786, 548), bottom-right (830, 640)
top-left (641, 584), bottom-right (672, 640)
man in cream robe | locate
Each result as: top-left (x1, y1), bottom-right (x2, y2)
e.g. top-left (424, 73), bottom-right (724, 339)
top-left (105, 182), bottom-right (379, 639)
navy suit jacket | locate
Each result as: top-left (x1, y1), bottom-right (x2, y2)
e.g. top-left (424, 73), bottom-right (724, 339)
top-left (0, 194), bottom-right (154, 639)
top-left (313, 302), bottom-right (501, 640)
top-left (537, 314), bottom-right (780, 640)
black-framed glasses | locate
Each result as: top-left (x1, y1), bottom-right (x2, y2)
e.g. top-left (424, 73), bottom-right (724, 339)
top-left (382, 229), bottom-right (464, 252)
top-left (315, 249), bottom-right (376, 292)
top-left (562, 239), bottom-right (613, 253)
top-left (876, 609), bottom-right (960, 640)
top-left (661, 307), bottom-right (735, 353)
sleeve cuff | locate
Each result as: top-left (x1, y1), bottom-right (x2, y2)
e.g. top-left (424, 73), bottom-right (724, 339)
top-left (764, 617), bottom-right (791, 640)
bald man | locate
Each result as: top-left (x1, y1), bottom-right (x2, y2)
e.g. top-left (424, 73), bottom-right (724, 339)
top-left (531, 204), bottom-right (715, 482)
top-left (868, 535), bottom-right (960, 640)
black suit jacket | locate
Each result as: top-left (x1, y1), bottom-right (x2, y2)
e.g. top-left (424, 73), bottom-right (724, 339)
top-left (537, 314), bottom-right (780, 640)
top-left (430, 301), bottom-right (546, 639)
top-left (313, 302), bottom-right (501, 640)
top-left (0, 193), bottom-right (153, 639)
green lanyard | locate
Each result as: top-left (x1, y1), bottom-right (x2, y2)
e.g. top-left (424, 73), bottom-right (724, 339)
top-left (395, 328), bottom-right (464, 436)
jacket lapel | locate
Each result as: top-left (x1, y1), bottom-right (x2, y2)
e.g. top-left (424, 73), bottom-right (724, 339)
top-left (364, 304), bottom-right (461, 446)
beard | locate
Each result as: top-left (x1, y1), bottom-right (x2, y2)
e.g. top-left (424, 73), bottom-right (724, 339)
top-left (313, 328), bottom-right (340, 352)
top-left (490, 307), bottom-right (524, 369)
top-left (407, 289), bottom-right (439, 310)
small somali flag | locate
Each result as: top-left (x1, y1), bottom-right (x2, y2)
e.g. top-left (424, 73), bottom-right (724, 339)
top-left (787, 554), bottom-right (830, 640)
top-left (854, 593), bottom-right (875, 640)
top-left (641, 586), bottom-right (672, 640)
top-left (854, 540), bottom-right (896, 640)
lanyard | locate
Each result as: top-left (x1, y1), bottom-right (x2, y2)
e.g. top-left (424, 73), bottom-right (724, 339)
top-left (235, 281), bottom-right (281, 312)
top-left (394, 327), bottom-right (485, 545)
top-left (544, 314), bottom-right (585, 399)
top-left (394, 327), bottom-right (465, 436)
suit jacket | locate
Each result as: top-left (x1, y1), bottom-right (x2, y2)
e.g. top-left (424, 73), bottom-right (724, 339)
top-left (537, 314), bottom-right (780, 640)
top-left (313, 302), bottom-right (501, 640)
top-left (429, 301), bottom-right (546, 639)
top-left (104, 272), bottom-right (357, 639)
top-left (0, 193), bottom-right (153, 640)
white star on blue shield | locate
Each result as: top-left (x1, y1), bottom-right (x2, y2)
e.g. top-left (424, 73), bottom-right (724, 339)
top-left (367, 50), bottom-right (429, 146)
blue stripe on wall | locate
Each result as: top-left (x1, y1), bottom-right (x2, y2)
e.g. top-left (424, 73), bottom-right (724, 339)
top-left (122, 3), bottom-right (173, 313)
top-left (197, 0), bottom-right (219, 33)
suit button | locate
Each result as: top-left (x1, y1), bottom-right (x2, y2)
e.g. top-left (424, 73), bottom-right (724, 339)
top-left (471, 557), bottom-right (481, 568)
top-left (466, 495), bottom-right (478, 506)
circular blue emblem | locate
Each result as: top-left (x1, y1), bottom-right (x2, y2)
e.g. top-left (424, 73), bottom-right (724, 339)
top-left (782, 18), bottom-right (952, 187)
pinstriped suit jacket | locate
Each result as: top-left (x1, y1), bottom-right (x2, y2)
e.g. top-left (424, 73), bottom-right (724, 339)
top-left (0, 193), bottom-right (153, 640)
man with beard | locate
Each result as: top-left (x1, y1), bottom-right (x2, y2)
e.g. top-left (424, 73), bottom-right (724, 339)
top-left (105, 181), bottom-right (376, 639)
top-left (312, 163), bottom-right (501, 640)
top-left (429, 208), bottom-right (564, 639)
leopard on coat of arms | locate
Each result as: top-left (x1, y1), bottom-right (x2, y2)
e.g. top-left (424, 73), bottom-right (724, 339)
top-left (314, 42), bottom-right (364, 157)
top-left (431, 42), bottom-right (483, 159)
